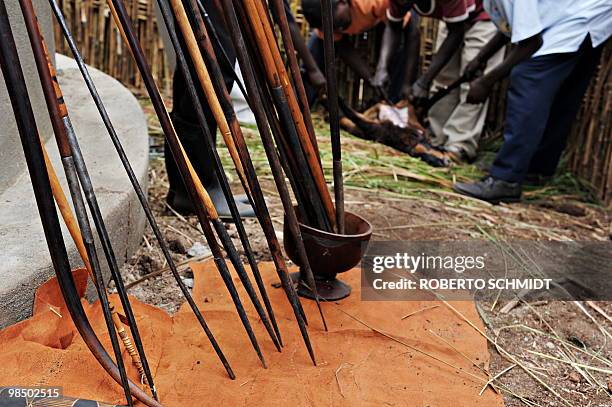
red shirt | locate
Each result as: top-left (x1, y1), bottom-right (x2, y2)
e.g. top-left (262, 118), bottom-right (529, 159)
top-left (389, 0), bottom-right (488, 23)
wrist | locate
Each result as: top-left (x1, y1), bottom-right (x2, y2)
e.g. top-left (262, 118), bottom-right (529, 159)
top-left (415, 76), bottom-right (430, 89)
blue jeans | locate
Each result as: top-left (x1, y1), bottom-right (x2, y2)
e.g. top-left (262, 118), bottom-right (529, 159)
top-left (490, 36), bottom-right (604, 183)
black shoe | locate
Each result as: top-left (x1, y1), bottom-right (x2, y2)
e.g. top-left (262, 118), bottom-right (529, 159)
top-left (524, 173), bottom-right (553, 187)
top-left (166, 189), bottom-right (256, 220)
top-left (453, 176), bottom-right (522, 204)
top-left (207, 184), bottom-right (256, 220)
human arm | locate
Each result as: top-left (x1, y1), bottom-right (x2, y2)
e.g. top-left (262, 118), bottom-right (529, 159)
top-left (466, 33), bottom-right (542, 103)
top-left (400, 16), bottom-right (421, 99)
top-left (410, 21), bottom-right (466, 104)
top-left (372, 19), bottom-right (403, 88)
top-left (289, 22), bottom-right (327, 92)
top-left (335, 38), bottom-right (373, 81)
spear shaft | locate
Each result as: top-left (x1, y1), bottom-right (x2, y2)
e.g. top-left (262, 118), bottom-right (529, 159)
top-left (184, 0), bottom-right (291, 345)
top-left (107, 0), bottom-right (266, 368)
top-left (320, 0), bottom-right (345, 233)
top-left (241, 0), bottom-right (336, 230)
top-left (237, 0), bottom-right (328, 329)
top-left (226, 0), bottom-right (332, 345)
top-left (40, 138), bottom-right (149, 387)
top-left (18, 0), bottom-right (136, 403)
top-left (265, 0), bottom-right (319, 155)
top-left (48, 0), bottom-right (235, 380)
top-left (159, 0), bottom-right (281, 353)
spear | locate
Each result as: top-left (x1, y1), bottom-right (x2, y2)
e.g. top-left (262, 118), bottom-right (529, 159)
top-left (223, 0), bottom-right (331, 341)
top-left (107, 0), bottom-right (267, 368)
top-left (320, 0), bottom-right (345, 233)
top-left (182, 0), bottom-right (292, 345)
top-left (40, 138), bottom-right (153, 390)
top-left (17, 0), bottom-right (142, 403)
top-left (236, 0), bottom-right (327, 229)
top-left (159, 0), bottom-right (281, 352)
top-left (265, 0), bottom-right (319, 155)
top-left (235, 0), bottom-right (328, 329)
top-left (240, 0), bottom-right (336, 231)
top-left (188, 0), bottom-right (325, 346)
top-left (48, 0), bottom-right (235, 380)
top-left (0, 5), bottom-right (163, 406)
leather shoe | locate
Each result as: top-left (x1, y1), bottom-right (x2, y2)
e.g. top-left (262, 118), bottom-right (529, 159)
top-left (453, 176), bottom-right (522, 204)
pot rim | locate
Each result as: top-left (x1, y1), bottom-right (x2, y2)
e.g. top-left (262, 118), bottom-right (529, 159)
top-left (296, 210), bottom-right (373, 241)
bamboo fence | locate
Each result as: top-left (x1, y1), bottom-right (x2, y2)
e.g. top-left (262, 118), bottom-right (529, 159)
top-left (52, 1), bottom-right (611, 205)
top-left (53, 0), bottom-right (172, 92)
top-left (566, 42), bottom-right (611, 206)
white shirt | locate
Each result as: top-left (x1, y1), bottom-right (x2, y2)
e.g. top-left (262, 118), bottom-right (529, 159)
top-left (483, 0), bottom-right (612, 57)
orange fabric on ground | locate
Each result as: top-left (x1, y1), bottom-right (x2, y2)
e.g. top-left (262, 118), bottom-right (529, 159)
top-left (0, 261), bottom-right (503, 406)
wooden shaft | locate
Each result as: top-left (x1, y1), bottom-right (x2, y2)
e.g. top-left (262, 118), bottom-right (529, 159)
top-left (107, 0), bottom-right (267, 368)
top-left (220, 0), bottom-right (321, 363)
top-left (229, 0), bottom-right (328, 332)
top-left (244, 0), bottom-right (336, 229)
top-left (41, 138), bottom-right (148, 383)
top-left (160, 0), bottom-right (280, 355)
top-left (266, 0), bottom-right (319, 154)
top-left (0, 5), bottom-right (160, 405)
top-left (320, 0), bottom-right (345, 233)
top-left (19, 2), bottom-right (139, 404)
top-left (41, 139), bottom-right (92, 274)
top-left (168, 0), bottom-right (250, 198)
top-left (187, 0), bottom-right (285, 344)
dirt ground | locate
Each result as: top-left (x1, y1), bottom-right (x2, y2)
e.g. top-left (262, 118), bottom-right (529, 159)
top-left (117, 99), bottom-right (612, 406)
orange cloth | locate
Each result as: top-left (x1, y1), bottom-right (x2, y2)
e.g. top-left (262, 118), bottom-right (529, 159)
top-left (0, 261), bottom-right (503, 406)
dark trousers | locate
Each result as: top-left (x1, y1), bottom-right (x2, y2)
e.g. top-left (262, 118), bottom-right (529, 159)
top-left (490, 36), bottom-right (604, 183)
top-left (304, 29), bottom-right (410, 105)
top-left (165, 1), bottom-right (236, 196)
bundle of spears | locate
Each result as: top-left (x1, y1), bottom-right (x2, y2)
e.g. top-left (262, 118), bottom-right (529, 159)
top-left (0, 0), bottom-right (346, 405)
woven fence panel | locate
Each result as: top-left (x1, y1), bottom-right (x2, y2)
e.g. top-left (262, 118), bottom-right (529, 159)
top-left (53, 0), bottom-right (172, 93)
top-left (566, 41), bottom-right (611, 205)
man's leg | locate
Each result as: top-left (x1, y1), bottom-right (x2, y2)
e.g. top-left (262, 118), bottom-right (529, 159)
top-left (489, 52), bottom-right (585, 183)
top-left (454, 51), bottom-right (584, 202)
top-left (527, 38), bottom-right (604, 177)
top-left (427, 23), bottom-right (461, 146)
top-left (440, 20), bottom-right (504, 160)
top-left (165, 2), bottom-right (254, 217)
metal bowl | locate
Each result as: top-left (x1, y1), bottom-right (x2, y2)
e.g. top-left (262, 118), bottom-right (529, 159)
top-left (283, 209), bottom-right (372, 280)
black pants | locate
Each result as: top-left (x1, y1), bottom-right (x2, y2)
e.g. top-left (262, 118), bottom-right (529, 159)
top-left (165, 1), bottom-right (236, 196)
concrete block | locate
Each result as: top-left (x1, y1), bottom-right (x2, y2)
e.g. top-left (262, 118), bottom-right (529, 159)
top-left (0, 55), bottom-right (149, 327)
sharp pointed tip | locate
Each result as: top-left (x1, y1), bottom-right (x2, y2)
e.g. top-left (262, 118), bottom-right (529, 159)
top-left (308, 350), bottom-right (317, 366)
top-left (228, 369), bottom-right (237, 380)
top-left (259, 355), bottom-right (268, 369)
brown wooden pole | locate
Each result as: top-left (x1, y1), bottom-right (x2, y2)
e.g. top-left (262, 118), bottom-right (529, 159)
top-left (265, 0), bottom-right (319, 155)
top-left (241, 0), bottom-right (336, 230)
top-left (41, 139), bottom-right (149, 383)
top-left (0, 5), bottom-right (162, 405)
top-left (107, 0), bottom-right (267, 368)
top-left (49, 0), bottom-right (235, 381)
top-left (163, 0), bottom-right (281, 352)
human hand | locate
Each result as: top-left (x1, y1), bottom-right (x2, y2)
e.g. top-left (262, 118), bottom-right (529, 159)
top-left (464, 57), bottom-right (486, 81)
top-left (466, 77), bottom-right (493, 104)
top-left (308, 68), bottom-right (327, 95)
top-left (409, 77), bottom-right (430, 107)
top-left (371, 68), bottom-right (390, 89)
